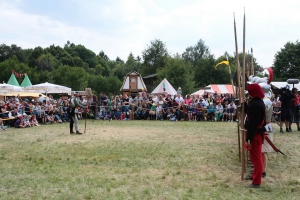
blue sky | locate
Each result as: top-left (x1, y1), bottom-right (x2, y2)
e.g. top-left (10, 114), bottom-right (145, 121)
top-left (1, 0), bottom-right (300, 68)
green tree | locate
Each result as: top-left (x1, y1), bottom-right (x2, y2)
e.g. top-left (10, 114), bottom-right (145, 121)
top-left (139, 39), bottom-right (169, 76)
top-left (86, 75), bottom-right (121, 95)
top-left (156, 55), bottom-right (195, 95)
top-left (52, 65), bottom-right (88, 90)
top-left (35, 53), bottom-right (60, 71)
top-left (273, 41), bottom-right (300, 81)
top-left (0, 44), bottom-right (26, 63)
top-left (28, 46), bottom-right (44, 67)
top-left (64, 42), bottom-right (97, 68)
top-left (182, 39), bottom-right (217, 88)
top-left (182, 39), bottom-right (211, 65)
top-left (0, 56), bottom-right (39, 84)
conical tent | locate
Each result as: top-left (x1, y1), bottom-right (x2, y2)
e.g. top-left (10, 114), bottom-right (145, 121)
top-left (7, 73), bottom-right (20, 86)
top-left (151, 78), bottom-right (177, 95)
top-left (21, 75), bottom-right (32, 87)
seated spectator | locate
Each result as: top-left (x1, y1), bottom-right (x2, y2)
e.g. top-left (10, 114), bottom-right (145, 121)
top-left (23, 114), bottom-right (32, 127)
top-left (222, 104), bottom-right (229, 122)
top-left (53, 105), bottom-right (63, 123)
top-left (149, 103), bottom-right (156, 120)
top-left (0, 101), bottom-right (9, 118)
top-left (95, 111), bottom-right (101, 120)
top-left (30, 115), bottom-right (40, 126)
top-left (215, 94), bottom-right (223, 105)
top-left (116, 103), bottom-right (122, 120)
top-left (228, 101), bottom-right (237, 122)
top-left (207, 102), bottom-right (216, 121)
top-left (196, 104), bottom-right (204, 121)
top-left (141, 102), bottom-right (148, 120)
top-left (187, 102), bottom-right (193, 121)
top-left (167, 108), bottom-right (177, 121)
top-left (135, 106), bottom-right (144, 120)
top-left (157, 110), bottom-right (163, 121)
top-left (14, 115), bottom-right (26, 128)
top-left (215, 102), bottom-right (224, 121)
top-left (111, 101), bottom-right (117, 120)
top-left (192, 103), bottom-right (198, 121)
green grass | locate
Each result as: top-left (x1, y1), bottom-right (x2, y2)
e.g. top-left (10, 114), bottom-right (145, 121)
top-left (0, 120), bottom-right (300, 199)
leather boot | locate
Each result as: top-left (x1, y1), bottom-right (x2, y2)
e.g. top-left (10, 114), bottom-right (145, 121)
top-left (76, 131), bottom-right (83, 135)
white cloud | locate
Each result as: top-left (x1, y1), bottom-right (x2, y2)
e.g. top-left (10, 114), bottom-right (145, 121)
top-left (1, 0), bottom-right (300, 67)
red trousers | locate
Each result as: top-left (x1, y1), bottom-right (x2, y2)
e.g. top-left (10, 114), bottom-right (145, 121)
top-left (249, 133), bottom-right (264, 185)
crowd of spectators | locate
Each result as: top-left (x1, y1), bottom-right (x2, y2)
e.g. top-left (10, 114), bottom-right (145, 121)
top-left (0, 88), bottom-right (288, 129)
top-left (89, 91), bottom-right (238, 122)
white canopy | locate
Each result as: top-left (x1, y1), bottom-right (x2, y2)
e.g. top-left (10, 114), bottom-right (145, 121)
top-left (271, 82), bottom-right (300, 91)
top-left (24, 82), bottom-right (71, 94)
top-left (0, 83), bottom-right (23, 93)
top-left (151, 78), bottom-right (177, 95)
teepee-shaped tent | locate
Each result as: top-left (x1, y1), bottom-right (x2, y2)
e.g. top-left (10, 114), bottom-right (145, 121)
top-left (7, 73), bottom-right (20, 86)
top-left (151, 78), bottom-right (177, 95)
top-left (21, 75), bottom-right (32, 87)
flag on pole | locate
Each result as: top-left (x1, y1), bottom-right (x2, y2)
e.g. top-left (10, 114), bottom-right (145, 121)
top-left (215, 60), bottom-right (229, 70)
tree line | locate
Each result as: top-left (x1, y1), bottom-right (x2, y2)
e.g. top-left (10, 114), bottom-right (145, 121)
top-left (1, 38), bottom-right (295, 96)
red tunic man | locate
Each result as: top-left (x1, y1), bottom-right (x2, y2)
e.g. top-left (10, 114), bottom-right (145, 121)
top-left (244, 84), bottom-right (266, 188)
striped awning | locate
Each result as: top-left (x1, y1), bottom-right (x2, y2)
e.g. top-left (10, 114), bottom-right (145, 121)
top-left (192, 84), bottom-right (235, 96)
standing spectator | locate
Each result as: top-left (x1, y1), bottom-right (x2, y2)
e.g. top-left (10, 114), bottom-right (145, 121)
top-left (279, 86), bottom-right (294, 133)
top-left (177, 87), bottom-right (182, 95)
top-left (175, 94), bottom-right (184, 106)
top-left (38, 94), bottom-right (45, 103)
top-left (290, 88), bottom-right (300, 131)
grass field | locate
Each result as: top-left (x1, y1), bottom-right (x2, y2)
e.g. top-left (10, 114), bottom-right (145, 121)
top-left (0, 120), bottom-right (300, 200)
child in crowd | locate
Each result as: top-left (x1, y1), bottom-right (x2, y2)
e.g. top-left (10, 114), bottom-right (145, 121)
top-left (167, 108), bottom-right (177, 121)
top-left (0, 118), bottom-right (7, 131)
top-left (149, 103), bottom-right (156, 120)
top-left (30, 115), bottom-right (39, 126)
top-left (157, 110), bottom-right (163, 121)
top-left (187, 102), bottom-right (193, 121)
top-left (14, 115), bottom-right (26, 128)
top-left (23, 114), bottom-right (32, 127)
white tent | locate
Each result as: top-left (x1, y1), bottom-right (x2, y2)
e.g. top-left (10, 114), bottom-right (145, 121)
top-left (24, 82), bottom-right (71, 94)
top-left (151, 78), bottom-right (177, 95)
top-left (0, 83), bottom-right (23, 92)
top-left (271, 82), bottom-right (300, 90)
top-left (0, 83), bottom-right (23, 100)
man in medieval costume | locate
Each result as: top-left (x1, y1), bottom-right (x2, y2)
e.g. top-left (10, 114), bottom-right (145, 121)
top-left (259, 82), bottom-right (274, 178)
top-left (244, 84), bottom-right (266, 188)
top-left (69, 92), bottom-right (87, 135)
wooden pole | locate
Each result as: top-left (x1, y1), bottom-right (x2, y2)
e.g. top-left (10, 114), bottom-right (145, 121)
top-left (241, 9), bottom-right (247, 178)
top-left (233, 12), bottom-right (245, 181)
top-left (251, 48), bottom-right (254, 76)
top-left (233, 13), bottom-right (242, 164)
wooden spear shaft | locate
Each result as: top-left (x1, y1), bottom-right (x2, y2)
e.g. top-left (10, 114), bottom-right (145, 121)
top-left (241, 9), bottom-right (247, 180)
top-left (233, 13), bottom-right (241, 163)
top-left (251, 48), bottom-right (254, 76)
